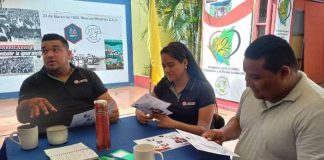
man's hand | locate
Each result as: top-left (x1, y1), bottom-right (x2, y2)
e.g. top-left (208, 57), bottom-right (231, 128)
top-left (135, 109), bottom-right (153, 124)
top-left (26, 97), bottom-right (57, 118)
top-left (202, 129), bottom-right (226, 145)
top-left (109, 107), bottom-right (119, 123)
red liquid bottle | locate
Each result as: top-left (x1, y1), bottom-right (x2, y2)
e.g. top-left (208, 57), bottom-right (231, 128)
top-left (94, 100), bottom-right (111, 150)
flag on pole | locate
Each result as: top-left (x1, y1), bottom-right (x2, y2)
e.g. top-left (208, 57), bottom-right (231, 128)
top-left (148, 0), bottom-right (163, 85)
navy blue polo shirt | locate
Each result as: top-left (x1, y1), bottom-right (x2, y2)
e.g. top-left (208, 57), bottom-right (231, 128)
top-left (154, 77), bottom-right (216, 125)
top-left (19, 65), bottom-right (106, 130)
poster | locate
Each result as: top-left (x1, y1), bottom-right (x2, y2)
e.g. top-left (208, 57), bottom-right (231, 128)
top-left (201, 0), bottom-right (253, 102)
top-left (0, 0), bottom-right (132, 95)
top-left (274, 0), bottom-right (294, 42)
top-left (40, 11), bottom-right (123, 71)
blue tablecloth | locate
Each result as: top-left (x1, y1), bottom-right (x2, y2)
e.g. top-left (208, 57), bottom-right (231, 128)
top-left (2, 116), bottom-right (230, 160)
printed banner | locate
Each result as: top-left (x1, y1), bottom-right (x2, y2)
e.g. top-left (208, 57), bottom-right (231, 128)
top-left (274, 0), bottom-right (294, 42)
top-left (201, 0), bottom-right (253, 102)
top-left (0, 8), bottom-right (124, 74)
top-left (0, 0), bottom-right (131, 94)
top-left (41, 11), bottom-right (123, 71)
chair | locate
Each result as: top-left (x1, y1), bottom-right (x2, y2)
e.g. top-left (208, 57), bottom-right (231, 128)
top-left (210, 103), bottom-right (225, 129)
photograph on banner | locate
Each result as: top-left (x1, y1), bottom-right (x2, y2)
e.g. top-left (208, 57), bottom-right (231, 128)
top-left (104, 39), bottom-right (124, 70)
top-left (40, 11), bottom-right (123, 71)
top-left (201, 0), bottom-right (253, 102)
top-left (0, 8), bottom-right (42, 76)
top-left (204, 0), bottom-right (232, 18)
top-left (274, 0), bottom-right (294, 42)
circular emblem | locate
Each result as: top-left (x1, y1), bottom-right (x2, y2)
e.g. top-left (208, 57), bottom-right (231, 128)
top-left (85, 25), bottom-right (102, 43)
top-left (214, 76), bottom-right (230, 95)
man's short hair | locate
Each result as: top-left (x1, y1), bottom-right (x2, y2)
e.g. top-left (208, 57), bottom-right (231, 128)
top-left (244, 35), bottom-right (298, 73)
top-left (41, 33), bottom-right (69, 49)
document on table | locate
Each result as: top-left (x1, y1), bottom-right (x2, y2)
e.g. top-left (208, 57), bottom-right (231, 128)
top-left (131, 93), bottom-right (172, 115)
top-left (177, 129), bottom-right (239, 157)
top-left (134, 131), bottom-right (189, 152)
top-left (69, 109), bottom-right (95, 128)
top-left (44, 142), bottom-right (98, 160)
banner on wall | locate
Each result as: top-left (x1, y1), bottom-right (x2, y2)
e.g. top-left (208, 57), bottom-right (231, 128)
top-left (41, 11), bottom-right (124, 71)
top-left (201, 0), bottom-right (253, 102)
top-left (0, 0), bottom-right (132, 95)
top-left (274, 0), bottom-right (294, 42)
top-left (0, 8), bottom-right (124, 76)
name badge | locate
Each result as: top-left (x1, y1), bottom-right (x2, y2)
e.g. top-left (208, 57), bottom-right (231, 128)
top-left (182, 101), bottom-right (196, 106)
top-left (74, 79), bottom-right (88, 84)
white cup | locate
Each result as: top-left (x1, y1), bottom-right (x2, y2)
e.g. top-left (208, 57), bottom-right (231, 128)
top-left (46, 125), bottom-right (68, 145)
top-left (133, 143), bottom-right (164, 160)
top-left (9, 124), bottom-right (38, 150)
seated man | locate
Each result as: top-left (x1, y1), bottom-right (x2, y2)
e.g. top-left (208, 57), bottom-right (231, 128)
top-left (203, 35), bottom-right (324, 160)
top-left (16, 33), bottom-right (119, 132)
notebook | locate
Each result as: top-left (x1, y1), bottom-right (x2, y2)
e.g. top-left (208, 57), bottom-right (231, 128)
top-left (44, 142), bottom-right (98, 160)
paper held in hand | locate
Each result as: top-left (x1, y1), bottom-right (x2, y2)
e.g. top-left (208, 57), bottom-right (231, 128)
top-left (176, 129), bottom-right (239, 157)
top-left (69, 109), bottom-right (95, 128)
top-left (131, 93), bottom-right (172, 115)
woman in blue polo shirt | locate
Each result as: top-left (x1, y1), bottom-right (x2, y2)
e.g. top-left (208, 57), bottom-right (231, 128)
top-left (136, 42), bottom-right (216, 135)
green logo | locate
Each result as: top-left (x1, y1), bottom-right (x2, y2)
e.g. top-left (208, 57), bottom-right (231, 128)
top-left (215, 77), bottom-right (230, 95)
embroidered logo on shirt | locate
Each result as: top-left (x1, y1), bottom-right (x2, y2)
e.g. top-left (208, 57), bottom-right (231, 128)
top-left (182, 101), bottom-right (196, 106)
top-left (74, 79), bottom-right (88, 84)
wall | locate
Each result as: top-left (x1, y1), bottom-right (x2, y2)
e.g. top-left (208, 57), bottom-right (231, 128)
top-left (290, 0), bottom-right (305, 69)
top-left (304, 1), bottom-right (324, 83)
top-left (131, 0), bottom-right (173, 76)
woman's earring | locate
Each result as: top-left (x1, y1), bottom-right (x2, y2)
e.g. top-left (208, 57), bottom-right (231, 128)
top-left (185, 65), bottom-right (187, 69)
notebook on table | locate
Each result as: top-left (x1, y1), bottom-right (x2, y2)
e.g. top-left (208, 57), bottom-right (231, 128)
top-left (44, 142), bottom-right (98, 160)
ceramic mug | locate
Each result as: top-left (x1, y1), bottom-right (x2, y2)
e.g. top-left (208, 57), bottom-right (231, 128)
top-left (133, 143), bottom-right (164, 160)
top-left (9, 124), bottom-right (38, 150)
top-left (46, 125), bottom-right (68, 145)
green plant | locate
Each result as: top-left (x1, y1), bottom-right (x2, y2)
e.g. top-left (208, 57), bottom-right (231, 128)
top-left (143, 63), bottom-right (151, 76)
top-left (139, 0), bottom-right (203, 63)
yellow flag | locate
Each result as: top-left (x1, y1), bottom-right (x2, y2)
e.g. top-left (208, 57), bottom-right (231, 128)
top-left (148, 0), bottom-right (163, 85)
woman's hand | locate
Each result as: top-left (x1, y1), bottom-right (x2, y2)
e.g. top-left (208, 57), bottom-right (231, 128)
top-left (135, 109), bottom-right (153, 124)
top-left (152, 113), bottom-right (175, 128)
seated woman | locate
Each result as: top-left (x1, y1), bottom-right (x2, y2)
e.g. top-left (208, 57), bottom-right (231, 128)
top-left (136, 42), bottom-right (217, 135)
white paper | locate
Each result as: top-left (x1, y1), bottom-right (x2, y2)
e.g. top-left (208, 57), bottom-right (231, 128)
top-left (176, 129), bottom-right (239, 157)
top-left (131, 93), bottom-right (172, 115)
top-left (44, 142), bottom-right (98, 160)
top-left (69, 109), bottom-right (95, 128)
top-left (134, 131), bottom-right (189, 152)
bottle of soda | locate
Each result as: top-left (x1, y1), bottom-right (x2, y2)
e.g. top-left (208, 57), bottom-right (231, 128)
top-left (94, 100), bottom-right (111, 150)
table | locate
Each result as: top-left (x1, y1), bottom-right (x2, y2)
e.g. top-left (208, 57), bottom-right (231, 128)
top-left (2, 116), bottom-right (230, 160)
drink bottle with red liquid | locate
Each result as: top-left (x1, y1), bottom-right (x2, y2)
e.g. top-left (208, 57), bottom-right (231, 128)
top-left (94, 100), bottom-right (111, 150)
